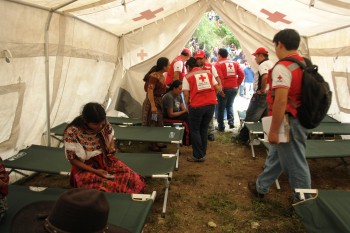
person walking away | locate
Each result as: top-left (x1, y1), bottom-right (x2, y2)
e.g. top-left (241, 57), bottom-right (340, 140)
top-left (215, 48), bottom-right (244, 131)
top-left (183, 57), bottom-right (222, 162)
top-left (248, 29), bottom-right (311, 203)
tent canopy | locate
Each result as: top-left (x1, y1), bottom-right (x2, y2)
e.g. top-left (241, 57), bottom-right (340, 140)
top-left (1, 0), bottom-right (350, 158)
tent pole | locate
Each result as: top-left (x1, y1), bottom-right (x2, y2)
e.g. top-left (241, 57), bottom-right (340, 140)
top-left (44, 12), bottom-right (53, 147)
top-left (44, 1), bottom-right (78, 146)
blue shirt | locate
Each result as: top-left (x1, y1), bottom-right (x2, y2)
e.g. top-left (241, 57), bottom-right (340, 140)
top-left (244, 67), bottom-right (254, 83)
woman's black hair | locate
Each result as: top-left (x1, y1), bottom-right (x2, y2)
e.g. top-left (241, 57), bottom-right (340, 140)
top-left (143, 57), bottom-right (169, 82)
top-left (168, 80), bottom-right (182, 91)
top-left (68, 102), bottom-right (106, 128)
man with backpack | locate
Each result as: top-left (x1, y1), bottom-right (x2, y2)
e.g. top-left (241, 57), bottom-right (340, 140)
top-left (248, 29), bottom-right (312, 203)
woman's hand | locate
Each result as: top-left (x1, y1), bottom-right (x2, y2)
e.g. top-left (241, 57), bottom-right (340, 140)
top-left (151, 105), bottom-right (157, 113)
top-left (94, 169), bottom-right (108, 178)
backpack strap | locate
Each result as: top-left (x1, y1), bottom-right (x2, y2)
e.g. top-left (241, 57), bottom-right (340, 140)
top-left (277, 57), bottom-right (307, 110)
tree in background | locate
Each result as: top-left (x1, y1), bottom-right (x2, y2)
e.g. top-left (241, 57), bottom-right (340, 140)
top-left (186, 11), bottom-right (242, 61)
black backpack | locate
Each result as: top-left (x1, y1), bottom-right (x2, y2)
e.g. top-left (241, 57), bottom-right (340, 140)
top-left (279, 57), bottom-right (332, 129)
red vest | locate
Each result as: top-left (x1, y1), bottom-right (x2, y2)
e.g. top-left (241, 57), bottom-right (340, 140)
top-left (266, 55), bottom-right (304, 118)
top-left (165, 56), bottom-right (186, 85)
top-left (203, 62), bottom-right (213, 72)
top-left (185, 68), bottom-right (217, 108)
top-left (215, 59), bottom-right (243, 89)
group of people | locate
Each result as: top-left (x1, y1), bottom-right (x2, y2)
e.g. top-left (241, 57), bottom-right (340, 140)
top-left (0, 28), bottom-right (311, 228)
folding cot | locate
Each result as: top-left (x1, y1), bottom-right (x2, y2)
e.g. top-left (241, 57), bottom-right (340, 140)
top-left (49, 123), bottom-right (184, 168)
top-left (261, 139), bottom-right (350, 166)
top-left (0, 185), bottom-right (156, 233)
top-left (47, 117), bottom-right (141, 146)
top-left (293, 188), bottom-right (350, 233)
top-left (244, 118), bottom-right (350, 158)
top-left (4, 145), bottom-right (178, 217)
top-left (107, 116), bottom-right (142, 125)
top-left (260, 140), bottom-right (350, 190)
top-left (112, 125), bottom-right (183, 167)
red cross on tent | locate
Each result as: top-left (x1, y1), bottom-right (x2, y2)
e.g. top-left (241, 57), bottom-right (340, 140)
top-left (133, 7), bottom-right (164, 21)
top-left (260, 9), bottom-right (292, 24)
top-left (137, 49), bottom-right (148, 60)
top-left (199, 74), bottom-right (206, 82)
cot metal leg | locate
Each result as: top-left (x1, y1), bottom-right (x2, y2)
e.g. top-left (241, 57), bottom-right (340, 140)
top-left (161, 178), bottom-right (170, 218)
top-left (249, 131), bottom-right (256, 159)
top-left (175, 144), bottom-right (179, 170)
top-left (275, 179), bottom-right (281, 190)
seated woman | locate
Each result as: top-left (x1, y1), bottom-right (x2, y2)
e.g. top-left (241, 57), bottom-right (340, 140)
top-left (163, 80), bottom-right (190, 146)
top-left (63, 102), bottom-right (145, 193)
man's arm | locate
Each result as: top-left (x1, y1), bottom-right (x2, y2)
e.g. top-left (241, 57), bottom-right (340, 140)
top-left (236, 63), bottom-right (245, 86)
top-left (184, 90), bottom-right (190, 109)
top-left (173, 71), bottom-right (180, 81)
top-left (257, 73), bottom-right (268, 94)
top-left (268, 88), bottom-right (288, 144)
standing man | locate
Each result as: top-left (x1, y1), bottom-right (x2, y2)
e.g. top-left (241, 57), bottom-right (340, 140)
top-left (183, 57), bottom-right (221, 162)
top-left (215, 48), bottom-right (244, 131)
top-left (165, 48), bottom-right (191, 86)
top-left (248, 29), bottom-right (311, 202)
top-left (243, 62), bottom-right (254, 97)
top-left (194, 50), bottom-right (223, 141)
top-left (236, 48), bottom-right (274, 144)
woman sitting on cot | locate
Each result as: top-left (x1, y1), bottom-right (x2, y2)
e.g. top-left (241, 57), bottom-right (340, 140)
top-left (162, 80), bottom-right (190, 146)
top-left (63, 102), bottom-right (145, 193)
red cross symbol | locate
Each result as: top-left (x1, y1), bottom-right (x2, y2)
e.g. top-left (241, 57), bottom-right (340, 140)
top-left (277, 75), bottom-right (283, 81)
top-left (199, 74), bottom-right (206, 82)
top-left (137, 49), bottom-right (148, 60)
top-left (227, 63), bottom-right (233, 69)
top-left (260, 9), bottom-right (292, 24)
top-left (133, 8), bottom-right (164, 21)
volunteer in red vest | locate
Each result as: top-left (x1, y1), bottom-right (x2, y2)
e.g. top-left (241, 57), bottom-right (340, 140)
top-left (248, 29), bottom-right (311, 203)
top-left (194, 50), bottom-right (223, 141)
top-left (165, 48), bottom-right (191, 86)
top-left (215, 48), bottom-right (244, 131)
top-left (183, 57), bottom-right (221, 162)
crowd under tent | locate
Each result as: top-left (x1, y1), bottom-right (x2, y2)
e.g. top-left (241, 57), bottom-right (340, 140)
top-left (1, 0), bottom-right (350, 159)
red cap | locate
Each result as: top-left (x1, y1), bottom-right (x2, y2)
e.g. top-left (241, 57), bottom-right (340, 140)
top-left (194, 50), bottom-right (206, 59)
top-left (181, 48), bottom-right (191, 56)
top-left (252, 47), bottom-right (268, 56)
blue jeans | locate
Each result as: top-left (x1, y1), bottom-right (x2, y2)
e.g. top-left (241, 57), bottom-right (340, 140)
top-left (217, 88), bottom-right (238, 130)
top-left (245, 93), bottom-right (268, 122)
top-left (256, 117), bottom-right (311, 200)
top-left (189, 105), bottom-right (215, 159)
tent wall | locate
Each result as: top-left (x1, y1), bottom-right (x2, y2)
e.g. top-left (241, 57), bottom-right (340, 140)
top-left (0, 1), bottom-right (119, 158)
top-left (113, 1), bottom-right (209, 118)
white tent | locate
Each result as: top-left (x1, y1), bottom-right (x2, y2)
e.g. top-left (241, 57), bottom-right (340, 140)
top-left (1, 0), bottom-right (350, 158)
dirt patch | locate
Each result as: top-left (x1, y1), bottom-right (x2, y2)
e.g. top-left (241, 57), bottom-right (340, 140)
top-left (22, 132), bottom-right (350, 233)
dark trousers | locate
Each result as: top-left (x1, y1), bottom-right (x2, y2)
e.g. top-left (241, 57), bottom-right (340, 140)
top-left (189, 105), bottom-right (215, 159)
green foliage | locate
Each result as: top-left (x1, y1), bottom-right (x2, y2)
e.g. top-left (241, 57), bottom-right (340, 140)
top-left (187, 12), bottom-right (240, 55)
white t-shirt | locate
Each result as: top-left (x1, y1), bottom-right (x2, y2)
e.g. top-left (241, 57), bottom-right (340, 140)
top-left (271, 64), bottom-right (292, 89)
top-left (253, 60), bottom-right (274, 92)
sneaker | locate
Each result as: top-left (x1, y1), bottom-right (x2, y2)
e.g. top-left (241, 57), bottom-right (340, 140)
top-left (248, 181), bottom-right (265, 200)
top-left (208, 134), bottom-right (215, 141)
top-left (187, 156), bottom-right (205, 162)
top-left (229, 124), bottom-right (234, 129)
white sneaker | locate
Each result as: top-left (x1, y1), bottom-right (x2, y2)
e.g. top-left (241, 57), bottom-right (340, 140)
top-left (249, 139), bottom-right (261, 146)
